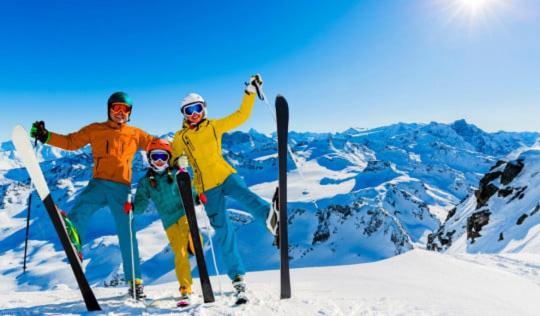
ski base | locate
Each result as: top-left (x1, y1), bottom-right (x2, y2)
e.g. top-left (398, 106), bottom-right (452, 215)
top-left (275, 95), bottom-right (292, 299)
top-left (176, 171), bottom-right (215, 303)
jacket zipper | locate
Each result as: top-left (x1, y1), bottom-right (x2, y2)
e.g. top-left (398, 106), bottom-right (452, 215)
top-left (210, 124), bottom-right (221, 153)
top-left (182, 132), bottom-right (205, 192)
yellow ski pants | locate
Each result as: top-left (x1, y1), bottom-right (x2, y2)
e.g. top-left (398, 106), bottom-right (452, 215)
top-left (165, 216), bottom-right (193, 294)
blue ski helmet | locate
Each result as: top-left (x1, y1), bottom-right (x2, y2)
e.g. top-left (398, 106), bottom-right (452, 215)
top-left (107, 91), bottom-right (133, 120)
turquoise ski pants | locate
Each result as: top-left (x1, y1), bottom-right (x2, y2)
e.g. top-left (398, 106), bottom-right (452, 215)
top-left (203, 173), bottom-right (270, 280)
top-left (69, 178), bottom-right (141, 281)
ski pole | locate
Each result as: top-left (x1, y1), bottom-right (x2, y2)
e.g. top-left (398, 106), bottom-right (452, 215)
top-left (22, 192), bottom-right (33, 273)
top-left (126, 192), bottom-right (137, 300)
top-left (201, 204), bottom-right (223, 297)
top-left (22, 138), bottom-right (38, 273)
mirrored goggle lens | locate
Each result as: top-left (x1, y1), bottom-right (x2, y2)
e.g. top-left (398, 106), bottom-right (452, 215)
top-left (183, 103), bottom-right (204, 116)
top-left (111, 103), bottom-right (131, 113)
top-left (150, 152), bottom-right (170, 162)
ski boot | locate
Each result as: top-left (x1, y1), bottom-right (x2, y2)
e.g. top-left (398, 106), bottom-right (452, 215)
top-left (232, 275), bottom-right (248, 305)
top-left (60, 210), bottom-right (83, 260)
top-left (128, 279), bottom-right (147, 300)
top-left (177, 286), bottom-right (191, 308)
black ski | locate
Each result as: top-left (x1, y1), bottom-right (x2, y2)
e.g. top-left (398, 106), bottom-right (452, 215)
top-left (176, 171), bottom-right (215, 303)
top-left (275, 95), bottom-right (291, 299)
top-left (12, 125), bottom-right (101, 312)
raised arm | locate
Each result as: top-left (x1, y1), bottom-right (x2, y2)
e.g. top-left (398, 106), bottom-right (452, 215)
top-left (214, 92), bottom-right (257, 133)
top-left (47, 123), bottom-right (94, 151)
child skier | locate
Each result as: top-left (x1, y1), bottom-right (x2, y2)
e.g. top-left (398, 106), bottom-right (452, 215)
top-left (131, 139), bottom-right (195, 307)
top-left (30, 92), bottom-right (155, 299)
top-left (171, 74), bottom-right (278, 304)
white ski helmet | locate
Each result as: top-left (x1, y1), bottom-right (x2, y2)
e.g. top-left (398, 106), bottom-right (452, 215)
top-left (180, 93), bottom-right (207, 115)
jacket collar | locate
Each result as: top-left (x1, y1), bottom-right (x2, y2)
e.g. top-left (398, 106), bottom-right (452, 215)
top-left (184, 118), bottom-right (208, 130)
top-left (106, 120), bottom-right (126, 130)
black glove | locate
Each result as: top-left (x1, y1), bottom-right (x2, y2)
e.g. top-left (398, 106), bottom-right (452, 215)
top-left (245, 74), bottom-right (264, 100)
top-left (30, 121), bottom-right (50, 143)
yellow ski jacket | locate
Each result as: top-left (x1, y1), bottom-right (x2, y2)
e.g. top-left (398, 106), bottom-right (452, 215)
top-left (171, 92), bottom-right (256, 193)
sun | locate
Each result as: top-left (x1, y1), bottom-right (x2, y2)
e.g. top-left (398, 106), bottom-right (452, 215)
top-left (455, 0), bottom-right (495, 17)
top-left (438, 0), bottom-right (509, 28)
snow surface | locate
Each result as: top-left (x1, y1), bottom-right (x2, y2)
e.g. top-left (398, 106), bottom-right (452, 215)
top-left (2, 249), bottom-right (540, 315)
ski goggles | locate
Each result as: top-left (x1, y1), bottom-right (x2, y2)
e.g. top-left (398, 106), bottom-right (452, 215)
top-left (182, 102), bottom-right (204, 116)
top-left (149, 150), bottom-right (170, 162)
top-left (110, 102), bottom-right (131, 114)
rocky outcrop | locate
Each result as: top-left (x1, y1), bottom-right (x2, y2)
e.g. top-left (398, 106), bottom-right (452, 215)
top-left (467, 210), bottom-right (491, 242)
top-left (474, 159), bottom-right (524, 208)
top-left (427, 158), bottom-right (530, 251)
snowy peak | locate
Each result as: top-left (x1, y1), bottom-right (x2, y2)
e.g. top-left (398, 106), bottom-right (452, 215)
top-left (428, 148), bottom-right (540, 253)
top-left (451, 119), bottom-right (484, 138)
top-left (451, 119), bottom-right (539, 156)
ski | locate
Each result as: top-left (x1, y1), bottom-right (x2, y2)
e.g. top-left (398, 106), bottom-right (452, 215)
top-left (11, 125), bottom-right (101, 312)
top-left (275, 95), bottom-right (291, 299)
top-left (176, 170), bottom-right (215, 303)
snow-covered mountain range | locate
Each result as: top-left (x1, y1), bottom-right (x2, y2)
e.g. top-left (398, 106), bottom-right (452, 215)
top-left (0, 119), bottom-right (538, 292)
top-left (428, 145), bottom-right (540, 254)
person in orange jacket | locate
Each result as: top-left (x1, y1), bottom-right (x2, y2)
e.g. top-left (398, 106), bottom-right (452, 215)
top-left (30, 92), bottom-right (155, 299)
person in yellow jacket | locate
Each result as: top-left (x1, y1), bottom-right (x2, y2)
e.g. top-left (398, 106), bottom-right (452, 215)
top-left (30, 92), bottom-right (155, 299)
top-left (171, 74), bottom-right (278, 302)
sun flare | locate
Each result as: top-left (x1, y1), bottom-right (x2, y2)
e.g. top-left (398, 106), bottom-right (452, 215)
top-left (456, 0), bottom-right (495, 17)
top-left (439, 0), bottom-right (509, 28)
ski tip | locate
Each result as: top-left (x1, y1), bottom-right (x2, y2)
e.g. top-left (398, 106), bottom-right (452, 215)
top-left (12, 124), bottom-right (27, 139)
top-left (275, 95), bottom-right (289, 107)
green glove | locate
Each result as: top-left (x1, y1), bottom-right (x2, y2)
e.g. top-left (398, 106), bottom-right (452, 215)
top-left (30, 121), bottom-right (51, 143)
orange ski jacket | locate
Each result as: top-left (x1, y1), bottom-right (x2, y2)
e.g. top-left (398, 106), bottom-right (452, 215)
top-left (48, 121), bottom-right (155, 185)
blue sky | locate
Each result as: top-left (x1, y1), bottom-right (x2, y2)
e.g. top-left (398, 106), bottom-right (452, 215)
top-left (1, 0), bottom-right (539, 140)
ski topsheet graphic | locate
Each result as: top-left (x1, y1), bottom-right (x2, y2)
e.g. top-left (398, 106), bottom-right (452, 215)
top-left (176, 170), bottom-right (215, 303)
top-left (275, 95), bottom-right (291, 299)
top-left (11, 125), bottom-right (101, 312)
